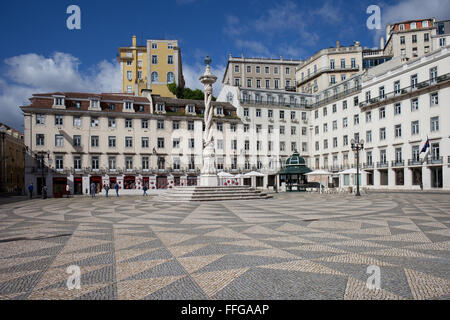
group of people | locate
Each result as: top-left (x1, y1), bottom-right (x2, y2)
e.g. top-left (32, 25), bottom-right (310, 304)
top-left (27, 182), bottom-right (150, 199)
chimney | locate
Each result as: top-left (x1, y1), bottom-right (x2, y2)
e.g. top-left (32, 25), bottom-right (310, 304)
top-left (336, 40), bottom-right (340, 48)
top-left (132, 35), bottom-right (137, 47)
top-left (380, 36), bottom-right (385, 50)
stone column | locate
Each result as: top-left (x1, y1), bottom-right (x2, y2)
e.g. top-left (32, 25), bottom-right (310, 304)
top-left (199, 56), bottom-right (218, 187)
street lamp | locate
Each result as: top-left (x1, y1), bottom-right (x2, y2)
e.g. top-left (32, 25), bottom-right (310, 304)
top-left (0, 126), bottom-right (6, 192)
top-left (351, 138), bottom-right (364, 197)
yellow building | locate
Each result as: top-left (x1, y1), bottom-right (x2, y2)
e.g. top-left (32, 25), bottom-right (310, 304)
top-left (118, 36), bottom-right (185, 98)
top-left (0, 123), bottom-right (25, 194)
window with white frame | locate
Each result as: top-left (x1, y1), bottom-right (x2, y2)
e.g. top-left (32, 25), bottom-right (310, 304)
top-left (430, 92), bottom-right (439, 106)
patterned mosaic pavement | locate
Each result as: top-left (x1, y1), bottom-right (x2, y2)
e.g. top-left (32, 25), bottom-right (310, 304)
top-left (0, 192), bottom-right (449, 300)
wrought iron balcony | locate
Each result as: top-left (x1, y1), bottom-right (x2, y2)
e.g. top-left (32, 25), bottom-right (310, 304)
top-left (363, 163), bottom-right (374, 169)
top-left (408, 159), bottom-right (423, 166)
top-left (391, 160), bottom-right (405, 168)
top-left (377, 162), bottom-right (389, 169)
top-left (426, 156), bottom-right (443, 165)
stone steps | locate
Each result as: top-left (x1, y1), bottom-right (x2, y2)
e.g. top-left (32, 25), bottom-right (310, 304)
top-left (157, 186), bottom-right (272, 202)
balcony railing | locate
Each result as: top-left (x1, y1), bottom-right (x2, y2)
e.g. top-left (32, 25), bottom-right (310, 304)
top-left (408, 159), bottom-right (422, 166)
top-left (391, 160), bottom-right (405, 168)
top-left (377, 162), bottom-right (389, 169)
top-left (426, 156), bottom-right (443, 165)
top-left (359, 72), bottom-right (450, 109)
top-left (363, 163), bottom-right (374, 169)
top-left (239, 99), bottom-right (309, 109)
top-left (297, 65), bottom-right (360, 86)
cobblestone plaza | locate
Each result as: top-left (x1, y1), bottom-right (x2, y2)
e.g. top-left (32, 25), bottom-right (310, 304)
top-left (0, 193), bottom-right (449, 300)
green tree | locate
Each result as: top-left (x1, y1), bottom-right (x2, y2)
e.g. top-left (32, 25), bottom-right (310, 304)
top-left (167, 84), bottom-right (216, 101)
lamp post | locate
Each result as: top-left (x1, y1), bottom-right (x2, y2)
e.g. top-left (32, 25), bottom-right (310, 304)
top-left (0, 126), bottom-right (6, 192)
top-left (351, 138), bottom-right (364, 197)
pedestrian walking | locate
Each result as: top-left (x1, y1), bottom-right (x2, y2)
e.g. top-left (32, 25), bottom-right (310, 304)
top-left (90, 182), bottom-right (96, 198)
top-left (115, 183), bottom-right (120, 197)
top-left (104, 184), bottom-right (110, 197)
top-left (143, 184), bottom-right (148, 196)
top-left (28, 183), bottom-right (34, 199)
top-left (42, 185), bottom-right (48, 199)
top-left (66, 184), bottom-right (71, 198)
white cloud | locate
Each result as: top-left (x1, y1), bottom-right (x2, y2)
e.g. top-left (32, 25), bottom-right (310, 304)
top-left (182, 62), bottom-right (225, 96)
top-left (234, 40), bottom-right (272, 57)
top-left (0, 52), bottom-right (121, 131)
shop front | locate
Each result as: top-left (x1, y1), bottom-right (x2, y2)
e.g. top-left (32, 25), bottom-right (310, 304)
top-left (53, 177), bottom-right (67, 198)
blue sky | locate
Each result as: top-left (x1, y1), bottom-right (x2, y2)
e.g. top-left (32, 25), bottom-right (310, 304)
top-left (1, 0), bottom-right (449, 130)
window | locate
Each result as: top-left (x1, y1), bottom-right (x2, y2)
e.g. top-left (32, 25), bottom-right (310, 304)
top-left (279, 110), bottom-right (285, 119)
top-left (142, 157), bottom-right (150, 170)
top-left (157, 120), bottom-right (164, 130)
top-left (323, 107), bottom-right (328, 116)
top-left (74, 157), bottom-right (82, 170)
top-left (244, 108), bottom-right (249, 117)
top-left (351, 58), bottom-right (356, 69)
top-left (265, 66), bottom-right (270, 74)
top-left (172, 121), bottom-right (180, 130)
top-left (125, 102), bottom-right (133, 110)
top-left (230, 124), bottom-right (236, 132)
top-left (354, 114), bottom-right (359, 125)
top-left (36, 114), bottom-right (45, 125)
top-left (167, 72), bottom-right (175, 83)
top-left (189, 139), bottom-right (195, 149)
top-left (232, 140), bottom-right (238, 150)
top-left (430, 92), bottom-right (439, 106)
top-left (256, 79), bottom-right (261, 88)
top-left (380, 150), bottom-right (387, 165)
top-left (244, 124), bottom-right (249, 133)
top-left (333, 137), bottom-right (338, 148)
top-left (90, 100), bottom-right (99, 109)
top-left (411, 98), bottom-right (419, 111)
top-left (411, 74), bottom-right (418, 89)
top-left (431, 117), bottom-right (439, 132)
top-left (343, 100), bottom-right (347, 110)
top-left (380, 128), bottom-right (386, 140)
top-left (366, 111), bottom-right (372, 123)
top-left (430, 67), bottom-right (438, 83)
top-left (55, 135), bottom-right (64, 147)
top-left (152, 55), bottom-right (158, 64)
top-left (315, 142), bottom-right (319, 151)
top-left (366, 130), bottom-right (372, 143)
top-left (330, 75), bottom-right (336, 84)
top-left (142, 137), bottom-right (149, 148)
top-left (127, 71), bottom-right (132, 81)
top-left (36, 134), bottom-right (45, 146)
top-left (73, 116), bottom-right (82, 127)
top-left (412, 34), bottom-right (417, 43)
top-left (108, 136), bottom-right (116, 148)
top-left (126, 157), bottom-right (133, 170)
top-left (286, 67), bottom-right (290, 75)
top-left (167, 55), bottom-right (173, 64)
top-left (330, 59), bottom-right (335, 69)
top-left (353, 96), bottom-right (358, 107)
top-left (274, 67), bottom-right (278, 74)
top-left (340, 59), bottom-right (346, 69)
top-left (280, 142), bottom-right (286, 151)
top-left (125, 137), bottom-right (133, 148)
top-left (332, 104), bottom-right (337, 113)
top-left (256, 125), bottom-right (262, 133)
top-left (141, 119), bottom-right (148, 129)
top-left (152, 42), bottom-right (158, 49)
top-left (323, 123), bottom-right (328, 133)
top-left (395, 124), bottom-right (402, 138)
top-left (394, 81), bottom-right (401, 94)
top-left (343, 117), bottom-right (348, 128)
top-left (290, 111), bottom-right (296, 120)
top-left (411, 121), bottom-right (419, 135)
top-left (246, 66), bottom-right (251, 73)
top-left (151, 72), bottom-right (159, 83)
top-left (247, 79), bottom-right (252, 87)
top-left (268, 109), bottom-right (273, 118)
top-left (157, 138), bottom-right (165, 149)
top-left (365, 91), bottom-right (371, 103)
top-left (125, 119), bottom-right (133, 128)
top-left (379, 86), bottom-right (385, 99)
top-left (315, 126), bottom-right (319, 135)
top-left (127, 86), bottom-right (132, 93)
top-left (54, 97), bottom-right (64, 106)
top-left (332, 120), bottom-right (338, 130)
top-left (235, 78), bottom-right (240, 86)
top-left (73, 135), bottom-right (81, 147)
top-left (91, 136), bottom-right (99, 148)
top-left (217, 139), bottom-right (223, 150)
top-left (216, 107), bottom-right (223, 115)
top-left (217, 122), bottom-right (223, 132)
top-left (280, 126), bottom-right (285, 135)
top-left (291, 126), bottom-right (297, 135)
top-left (379, 107), bottom-right (386, 119)
top-left (323, 139), bottom-right (328, 149)
top-left (424, 33), bottom-right (430, 42)
top-left (291, 142), bottom-right (296, 152)
top-left (343, 135), bottom-right (348, 146)
top-left (394, 103), bottom-right (401, 115)
top-left (188, 121), bottom-right (194, 131)
top-left (173, 138), bottom-right (180, 149)
top-left (55, 115), bottom-right (64, 126)
top-left (274, 79), bottom-right (279, 89)
top-left (55, 156), bottom-right (64, 170)
top-left (234, 64), bottom-right (240, 72)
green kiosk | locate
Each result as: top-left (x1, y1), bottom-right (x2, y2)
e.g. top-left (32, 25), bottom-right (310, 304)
top-left (278, 151), bottom-right (312, 192)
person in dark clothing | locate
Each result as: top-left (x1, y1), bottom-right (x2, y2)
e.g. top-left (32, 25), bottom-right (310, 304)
top-left (115, 183), bottom-right (120, 197)
top-left (28, 183), bottom-right (34, 199)
top-left (143, 185), bottom-right (148, 196)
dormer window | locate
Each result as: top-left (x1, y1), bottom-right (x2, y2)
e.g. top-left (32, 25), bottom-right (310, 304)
top-left (187, 105), bottom-right (195, 114)
top-left (75, 101), bottom-right (81, 109)
top-left (216, 107), bottom-right (223, 115)
top-left (124, 101), bottom-right (133, 110)
top-left (156, 103), bottom-right (165, 113)
top-left (54, 97), bottom-right (65, 106)
top-left (411, 22), bottom-right (417, 29)
top-left (138, 105), bottom-right (144, 112)
top-left (399, 24), bottom-right (405, 31)
top-left (90, 99), bottom-right (100, 109)
top-left (423, 21), bottom-right (429, 28)
top-left (109, 104), bottom-right (115, 110)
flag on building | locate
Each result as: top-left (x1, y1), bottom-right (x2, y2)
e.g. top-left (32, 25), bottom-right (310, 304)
top-left (420, 137), bottom-right (430, 154)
